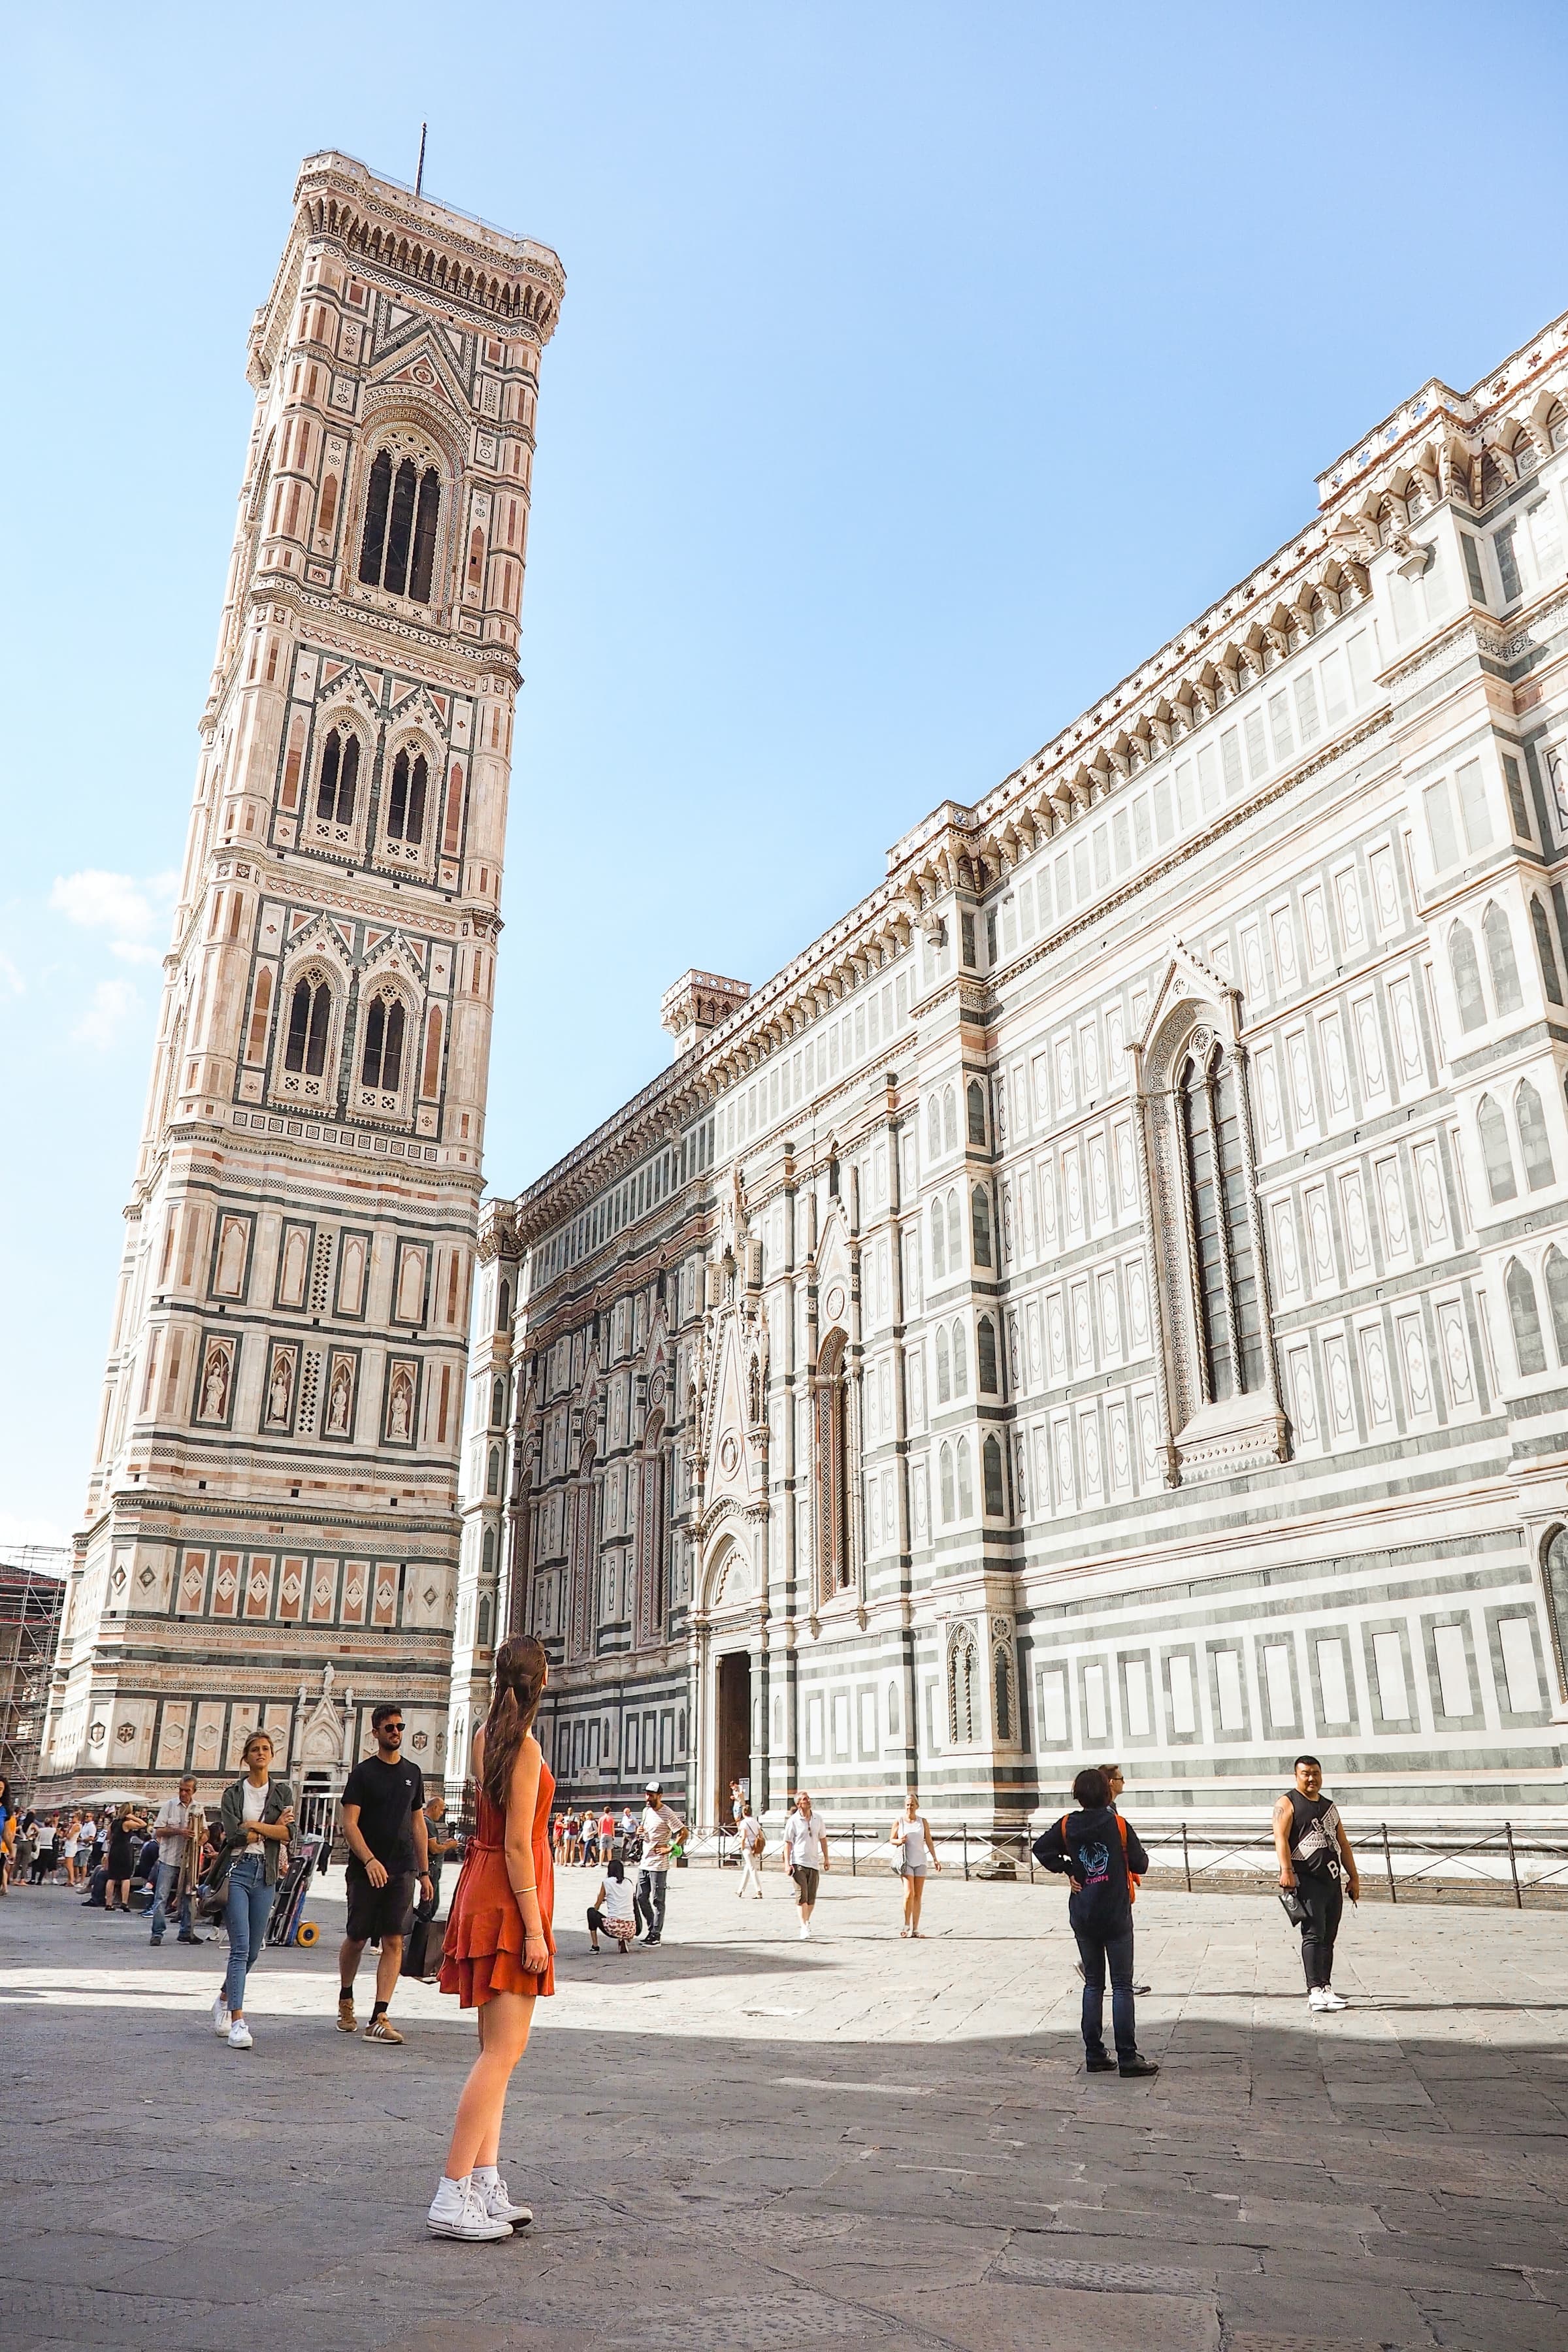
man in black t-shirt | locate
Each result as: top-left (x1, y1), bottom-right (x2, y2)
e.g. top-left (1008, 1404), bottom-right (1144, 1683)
top-left (337, 1703), bottom-right (431, 2044)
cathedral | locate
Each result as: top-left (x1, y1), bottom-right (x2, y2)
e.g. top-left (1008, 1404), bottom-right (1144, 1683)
top-left (470, 325), bottom-right (1568, 1835)
top-left (39, 154), bottom-right (562, 1805)
top-left (41, 150), bottom-right (1568, 1838)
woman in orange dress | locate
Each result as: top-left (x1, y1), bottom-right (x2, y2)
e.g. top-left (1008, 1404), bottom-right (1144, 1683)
top-left (429, 1635), bottom-right (555, 2242)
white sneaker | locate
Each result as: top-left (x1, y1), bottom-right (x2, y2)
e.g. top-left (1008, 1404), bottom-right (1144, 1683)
top-left (798, 1923), bottom-right (811, 1940)
top-left (1307, 1986), bottom-right (1330, 2012)
top-left (427, 2175), bottom-right (511, 2242)
top-left (476, 2171), bottom-right (532, 2228)
top-left (1318, 1988), bottom-right (1348, 2011)
top-left (212, 1994), bottom-right (231, 2036)
top-left (227, 2021), bottom-right (253, 2049)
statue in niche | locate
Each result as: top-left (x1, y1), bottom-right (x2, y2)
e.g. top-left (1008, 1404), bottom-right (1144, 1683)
top-left (267, 1348), bottom-right (295, 1426)
top-left (200, 1342), bottom-right (231, 1422)
top-left (326, 1356), bottom-right (353, 1435)
top-left (387, 1367), bottom-right (413, 1442)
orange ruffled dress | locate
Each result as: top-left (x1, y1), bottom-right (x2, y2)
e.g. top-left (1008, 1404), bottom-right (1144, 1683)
top-left (439, 1752), bottom-right (556, 2005)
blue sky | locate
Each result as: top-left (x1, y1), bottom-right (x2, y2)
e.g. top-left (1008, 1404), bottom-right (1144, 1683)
top-left (6, 0), bottom-right (1568, 1544)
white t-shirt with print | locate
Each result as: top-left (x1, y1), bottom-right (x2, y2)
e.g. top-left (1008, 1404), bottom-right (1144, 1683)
top-left (783, 1812), bottom-right (826, 1871)
top-left (640, 1803), bottom-right (681, 1872)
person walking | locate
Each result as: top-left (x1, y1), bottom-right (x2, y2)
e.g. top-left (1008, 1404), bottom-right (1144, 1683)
top-left (587, 1857), bottom-right (638, 1951)
top-left (104, 1804), bottom-right (148, 1913)
top-left (430, 1635), bottom-right (555, 2241)
top-left (735, 1800), bottom-right (766, 1899)
top-left (59, 1810), bottom-right (82, 1888)
top-left (1274, 1755), bottom-right (1360, 2012)
top-left (212, 1731), bottom-right (295, 2050)
top-left (1033, 1767), bottom-right (1158, 2079)
top-left (890, 1791), bottom-right (939, 1937)
top-left (635, 1781), bottom-right (684, 1946)
top-left (149, 1778), bottom-right (204, 1946)
top-left (782, 1791), bottom-right (829, 1940)
top-left (337, 1703), bottom-right (433, 2045)
top-left (33, 1816), bottom-right (59, 1885)
top-left (598, 1805), bottom-right (615, 1863)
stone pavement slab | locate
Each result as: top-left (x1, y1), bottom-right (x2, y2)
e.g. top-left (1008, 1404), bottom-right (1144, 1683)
top-left (1, 1864), bottom-right (1565, 2349)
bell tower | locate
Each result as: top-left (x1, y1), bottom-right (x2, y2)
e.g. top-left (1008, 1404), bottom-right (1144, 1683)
top-left (41, 154), bottom-right (563, 1798)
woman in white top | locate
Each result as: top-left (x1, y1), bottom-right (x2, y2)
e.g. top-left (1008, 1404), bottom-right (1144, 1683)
top-left (890, 1791), bottom-right (940, 1937)
top-left (781, 1793), bottom-right (828, 1939)
top-left (60, 1812), bottom-right (82, 1888)
top-left (735, 1803), bottom-right (765, 1900)
top-left (587, 1859), bottom-right (638, 1952)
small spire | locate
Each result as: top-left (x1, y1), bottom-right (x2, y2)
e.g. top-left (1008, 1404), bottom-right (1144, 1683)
top-left (414, 122), bottom-right (427, 197)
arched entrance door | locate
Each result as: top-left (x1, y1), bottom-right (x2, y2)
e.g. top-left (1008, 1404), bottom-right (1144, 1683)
top-left (715, 1650), bottom-right (751, 1821)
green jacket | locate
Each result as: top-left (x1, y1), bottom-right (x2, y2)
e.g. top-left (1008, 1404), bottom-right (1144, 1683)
top-left (216, 1773), bottom-right (296, 1887)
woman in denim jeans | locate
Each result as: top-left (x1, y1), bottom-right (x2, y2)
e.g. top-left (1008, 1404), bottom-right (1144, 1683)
top-left (212, 1732), bottom-right (294, 2050)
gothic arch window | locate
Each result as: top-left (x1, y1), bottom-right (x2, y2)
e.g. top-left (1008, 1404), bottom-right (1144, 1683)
top-left (481, 1524), bottom-right (497, 1576)
top-left (926, 1097), bottom-right (941, 1161)
top-left (477, 1592), bottom-right (493, 1650)
top-left (950, 1318), bottom-right (968, 1397)
top-left (1516, 1079), bottom-right (1556, 1192)
top-left (316, 725), bottom-right (361, 827)
top-left (939, 1441), bottom-right (955, 1522)
top-left (497, 1279), bottom-right (512, 1330)
top-left (1483, 903), bottom-right (1524, 1015)
top-left (1507, 1258), bottom-right (1547, 1375)
top-left (983, 1433), bottom-right (1005, 1517)
top-left (384, 745), bottom-right (429, 845)
top-left (971, 1184), bottom-right (992, 1267)
top-left (946, 1189), bottom-right (962, 1269)
top-left (955, 1434), bottom-right (973, 1516)
top-left (1546, 1247), bottom-right (1568, 1364)
top-left (284, 973), bottom-right (332, 1079)
top-left (359, 992), bottom-right (406, 1092)
top-left (947, 1624), bottom-right (978, 1744)
top-left (491, 1377), bottom-right (506, 1425)
top-left (941, 1085), bottom-right (957, 1154)
top-left (977, 1313), bottom-right (999, 1395)
top-left (487, 1445), bottom-right (502, 1495)
top-left (359, 449), bottom-right (441, 602)
top-left (1541, 1526), bottom-right (1568, 1701)
top-left (1530, 897), bottom-right (1563, 1005)
top-left (1478, 1094), bottom-right (1517, 1203)
top-left (1177, 1041), bottom-right (1264, 1403)
top-left (993, 1640), bottom-right (1013, 1739)
top-left (815, 1328), bottom-right (851, 1599)
top-left (966, 1079), bottom-right (987, 1146)
top-left (930, 1197), bottom-right (947, 1281)
top-left (935, 1325), bottom-right (951, 1403)
top-left (1450, 923), bottom-right (1486, 1032)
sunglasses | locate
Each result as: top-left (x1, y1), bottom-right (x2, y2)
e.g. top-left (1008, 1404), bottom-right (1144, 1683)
top-left (379, 1721), bottom-right (405, 1735)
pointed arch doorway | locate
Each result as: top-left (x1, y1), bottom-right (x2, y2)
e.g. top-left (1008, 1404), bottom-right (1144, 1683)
top-left (716, 1650), bottom-right (751, 1822)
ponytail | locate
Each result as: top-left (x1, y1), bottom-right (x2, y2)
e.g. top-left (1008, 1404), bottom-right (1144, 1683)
top-left (480, 1635), bottom-right (547, 1815)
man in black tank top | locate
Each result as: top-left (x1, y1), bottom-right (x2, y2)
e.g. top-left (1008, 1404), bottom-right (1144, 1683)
top-left (1273, 1756), bottom-right (1360, 2011)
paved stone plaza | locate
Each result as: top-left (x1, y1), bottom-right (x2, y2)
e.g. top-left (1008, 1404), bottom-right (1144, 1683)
top-left (1, 1863), bottom-right (1565, 2351)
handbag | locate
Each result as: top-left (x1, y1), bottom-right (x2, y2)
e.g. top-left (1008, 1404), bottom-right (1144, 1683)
top-left (1277, 1884), bottom-right (1308, 1928)
top-left (195, 1846), bottom-right (233, 1924)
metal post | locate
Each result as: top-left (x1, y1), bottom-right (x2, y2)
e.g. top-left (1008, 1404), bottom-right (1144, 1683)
top-left (1028, 1829), bottom-right (1035, 1884)
top-left (1381, 1822), bottom-right (1396, 1905)
top-left (962, 1821), bottom-right (970, 1880)
top-left (1181, 1820), bottom-right (1191, 1893)
top-left (1506, 1820), bottom-right (1522, 1909)
top-left (851, 1821), bottom-right (857, 1878)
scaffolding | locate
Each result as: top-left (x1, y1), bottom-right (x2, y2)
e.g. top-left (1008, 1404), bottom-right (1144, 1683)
top-left (0, 1546), bottom-right (67, 1803)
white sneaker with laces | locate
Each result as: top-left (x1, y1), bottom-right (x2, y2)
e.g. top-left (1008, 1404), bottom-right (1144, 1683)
top-left (1307, 1985), bottom-right (1330, 2011)
top-left (212, 1994), bottom-right (231, 2036)
top-left (474, 2170), bottom-right (532, 2228)
top-left (798, 1923), bottom-right (811, 1940)
top-left (427, 2174), bottom-right (511, 2242)
top-left (1318, 1987), bottom-right (1348, 2011)
top-left (227, 2021), bottom-right (253, 2049)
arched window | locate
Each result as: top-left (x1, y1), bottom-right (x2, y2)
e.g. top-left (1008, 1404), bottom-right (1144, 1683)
top-left (1516, 1079), bottom-right (1556, 1192)
top-left (983, 1433), bottom-right (1005, 1517)
top-left (972, 1184), bottom-right (992, 1267)
top-left (948, 1626), bottom-right (978, 1744)
top-left (481, 1525), bottom-right (497, 1576)
top-left (1531, 898), bottom-right (1564, 1005)
top-left (1450, 923), bottom-right (1486, 1032)
top-left (941, 1086), bottom-right (957, 1154)
top-left (385, 747), bottom-right (429, 845)
top-left (245, 968), bottom-right (272, 1063)
top-left (951, 1319), bottom-right (968, 1397)
top-left (926, 1098), bottom-right (941, 1162)
top-left (1550, 402), bottom-right (1568, 454)
top-left (1483, 903), bottom-right (1524, 1015)
top-left (930, 1198), bottom-right (947, 1281)
top-left (284, 977), bottom-right (331, 1077)
top-left (316, 727), bottom-right (360, 825)
top-left (477, 1592), bottom-right (493, 1650)
top-left (1507, 1258), bottom-right (1546, 1375)
top-left (1543, 1526), bottom-right (1568, 1702)
top-left (359, 995), bottom-right (405, 1090)
top-left (1478, 1095), bottom-right (1517, 1203)
top-left (956, 1435), bottom-right (973, 1516)
top-left (359, 451), bottom-right (440, 602)
top-left (966, 1079), bottom-right (987, 1146)
top-left (977, 1314), bottom-right (999, 1394)
top-left (487, 1445), bottom-right (501, 1496)
top-left (935, 1325), bottom-right (951, 1403)
top-left (939, 1440), bottom-right (955, 1522)
top-left (1544, 1247), bottom-right (1568, 1364)
top-left (420, 1005), bottom-right (444, 1097)
top-left (815, 1329), bottom-right (851, 1598)
top-left (993, 1642), bottom-right (1012, 1738)
top-left (946, 1190), bottom-right (962, 1269)
top-left (1179, 1046), bottom-right (1264, 1403)
top-left (491, 1377), bottom-right (506, 1425)
top-left (497, 1279), bottom-right (512, 1330)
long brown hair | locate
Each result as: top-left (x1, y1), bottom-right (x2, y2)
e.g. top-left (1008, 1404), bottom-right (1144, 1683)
top-left (480, 1635), bottom-right (547, 1814)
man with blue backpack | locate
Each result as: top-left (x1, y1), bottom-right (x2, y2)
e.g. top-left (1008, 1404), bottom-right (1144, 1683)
top-left (1033, 1767), bottom-right (1159, 2079)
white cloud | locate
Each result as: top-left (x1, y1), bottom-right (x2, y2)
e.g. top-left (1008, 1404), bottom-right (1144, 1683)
top-left (71, 977), bottom-right (140, 1051)
top-left (0, 947), bottom-right (22, 996)
top-left (50, 868), bottom-right (176, 964)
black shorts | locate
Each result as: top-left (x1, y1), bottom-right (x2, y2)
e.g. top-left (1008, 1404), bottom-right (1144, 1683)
top-left (345, 1867), bottom-right (416, 1945)
top-left (791, 1865), bottom-right (820, 1905)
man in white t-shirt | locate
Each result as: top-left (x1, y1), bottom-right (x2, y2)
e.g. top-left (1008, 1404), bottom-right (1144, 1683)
top-left (635, 1781), bottom-right (684, 1946)
top-left (782, 1791), bottom-right (830, 1939)
top-left (149, 1779), bottom-right (203, 1946)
